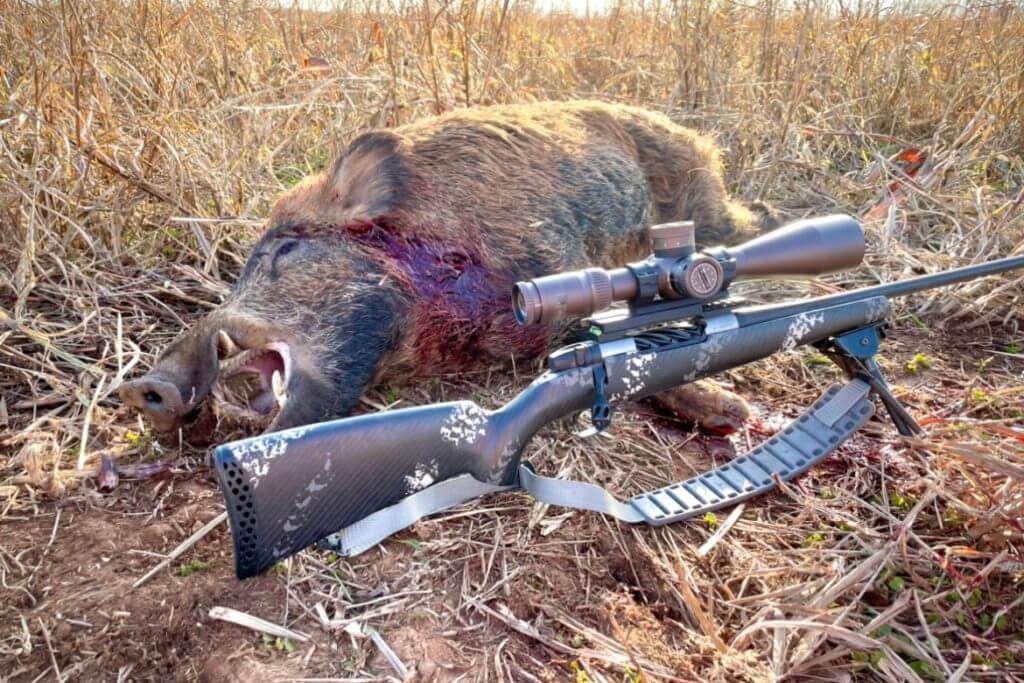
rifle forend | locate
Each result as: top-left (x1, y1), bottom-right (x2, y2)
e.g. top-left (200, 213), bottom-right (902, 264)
top-left (512, 214), bottom-right (865, 325)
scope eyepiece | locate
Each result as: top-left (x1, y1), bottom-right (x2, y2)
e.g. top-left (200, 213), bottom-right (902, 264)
top-left (512, 267), bottom-right (613, 325)
top-left (512, 283), bottom-right (539, 325)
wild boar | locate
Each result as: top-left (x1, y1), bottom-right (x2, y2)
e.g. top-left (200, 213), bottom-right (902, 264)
top-left (119, 101), bottom-right (776, 438)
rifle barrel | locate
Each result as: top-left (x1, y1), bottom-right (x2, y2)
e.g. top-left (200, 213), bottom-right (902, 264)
top-left (736, 255), bottom-right (1024, 326)
top-left (850, 255), bottom-right (1024, 300)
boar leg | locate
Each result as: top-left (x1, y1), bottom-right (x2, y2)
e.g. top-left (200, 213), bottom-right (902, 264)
top-left (645, 381), bottom-right (750, 435)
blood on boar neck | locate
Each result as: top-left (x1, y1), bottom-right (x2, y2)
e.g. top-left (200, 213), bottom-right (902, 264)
top-left (343, 220), bottom-right (551, 372)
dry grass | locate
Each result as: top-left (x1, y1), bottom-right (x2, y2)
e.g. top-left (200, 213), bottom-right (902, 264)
top-left (1, 0), bottom-right (1023, 680)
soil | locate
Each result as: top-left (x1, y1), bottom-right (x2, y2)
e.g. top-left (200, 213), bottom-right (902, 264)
top-left (0, 418), bottom-right (732, 682)
top-left (1, 476), bottom-right (298, 681)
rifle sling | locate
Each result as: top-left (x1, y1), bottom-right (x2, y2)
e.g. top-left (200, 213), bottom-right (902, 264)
top-left (322, 378), bottom-right (873, 556)
top-left (524, 378), bottom-right (873, 526)
top-left (320, 475), bottom-right (517, 556)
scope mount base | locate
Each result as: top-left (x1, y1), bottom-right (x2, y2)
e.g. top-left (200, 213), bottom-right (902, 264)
top-left (581, 294), bottom-right (740, 342)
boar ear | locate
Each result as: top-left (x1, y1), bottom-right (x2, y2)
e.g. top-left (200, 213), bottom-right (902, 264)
top-left (326, 131), bottom-right (412, 221)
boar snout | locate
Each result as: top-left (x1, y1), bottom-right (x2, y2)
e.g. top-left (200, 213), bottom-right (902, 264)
top-left (119, 375), bottom-right (190, 432)
top-left (120, 305), bottom-right (340, 437)
top-left (119, 324), bottom-right (222, 433)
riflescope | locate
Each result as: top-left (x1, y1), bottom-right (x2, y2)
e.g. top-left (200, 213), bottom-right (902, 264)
top-left (512, 214), bottom-right (865, 325)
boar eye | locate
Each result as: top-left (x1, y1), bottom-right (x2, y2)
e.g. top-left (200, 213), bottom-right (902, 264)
top-left (276, 239), bottom-right (299, 259)
top-left (270, 239), bottom-right (302, 275)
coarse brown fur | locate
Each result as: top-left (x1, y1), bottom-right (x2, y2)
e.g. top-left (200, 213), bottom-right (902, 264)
top-left (121, 101), bottom-right (776, 434)
top-left (274, 100), bottom-right (771, 266)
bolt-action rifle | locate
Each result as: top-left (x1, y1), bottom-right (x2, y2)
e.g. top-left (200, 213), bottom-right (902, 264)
top-left (214, 215), bottom-right (1024, 579)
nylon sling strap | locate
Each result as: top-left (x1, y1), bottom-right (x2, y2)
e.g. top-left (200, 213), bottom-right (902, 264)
top-left (320, 474), bottom-right (517, 556)
top-left (522, 378), bottom-right (873, 525)
top-left (322, 378), bottom-right (873, 556)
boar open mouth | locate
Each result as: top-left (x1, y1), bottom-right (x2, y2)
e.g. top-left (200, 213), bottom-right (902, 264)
top-left (210, 333), bottom-right (291, 429)
top-left (120, 320), bottom-right (316, 438)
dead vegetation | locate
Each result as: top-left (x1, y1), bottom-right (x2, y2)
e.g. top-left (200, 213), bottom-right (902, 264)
top-left (1, 0), bottom-right (1023, 680)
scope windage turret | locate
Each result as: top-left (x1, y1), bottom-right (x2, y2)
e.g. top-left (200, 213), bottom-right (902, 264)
top-left (512, 214), bottom-right (865, 325)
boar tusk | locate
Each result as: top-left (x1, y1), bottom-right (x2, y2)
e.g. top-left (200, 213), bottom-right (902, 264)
top-left (217, 330), bottom-right (239, 359)
top-left (272, 370), bottom-right (287, 407)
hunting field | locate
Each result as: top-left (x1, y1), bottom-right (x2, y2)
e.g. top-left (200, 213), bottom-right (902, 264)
top-left (1, 0), bottom-right (1023, 680)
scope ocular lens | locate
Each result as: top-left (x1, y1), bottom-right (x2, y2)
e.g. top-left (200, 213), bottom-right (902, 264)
top-left (514, 290), bottom-right (526, 323)
top-left (512, 283), bottom-right (534, 324)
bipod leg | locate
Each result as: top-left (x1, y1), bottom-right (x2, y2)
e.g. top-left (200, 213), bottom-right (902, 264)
top-left (824, 325), bottom-right (923, 438)
top-left (857, 358), bottom-right (922, 437)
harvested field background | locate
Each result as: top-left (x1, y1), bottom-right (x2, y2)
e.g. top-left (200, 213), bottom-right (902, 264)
top-left (1, 0), bottom-right (1023, 681)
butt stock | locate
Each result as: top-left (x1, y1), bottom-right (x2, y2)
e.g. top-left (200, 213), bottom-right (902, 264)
top-left (217, 402), bottom-right (504, 579)
top-left (216, 366), bottom-right (599, 578)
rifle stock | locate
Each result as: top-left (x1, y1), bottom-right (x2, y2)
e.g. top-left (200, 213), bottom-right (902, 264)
top-left (218, 296), bottom-right (890, 578)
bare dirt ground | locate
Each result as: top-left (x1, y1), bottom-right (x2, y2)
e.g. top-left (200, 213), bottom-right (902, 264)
top-left (2, 1), bottom-right (1023, 681)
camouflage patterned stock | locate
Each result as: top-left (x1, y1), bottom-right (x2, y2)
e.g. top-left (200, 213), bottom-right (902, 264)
top-left (216, 295), bottom-right (890, 578)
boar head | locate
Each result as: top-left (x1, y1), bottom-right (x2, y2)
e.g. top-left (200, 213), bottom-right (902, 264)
top-left (119, 133), bottom-right (421, 435)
